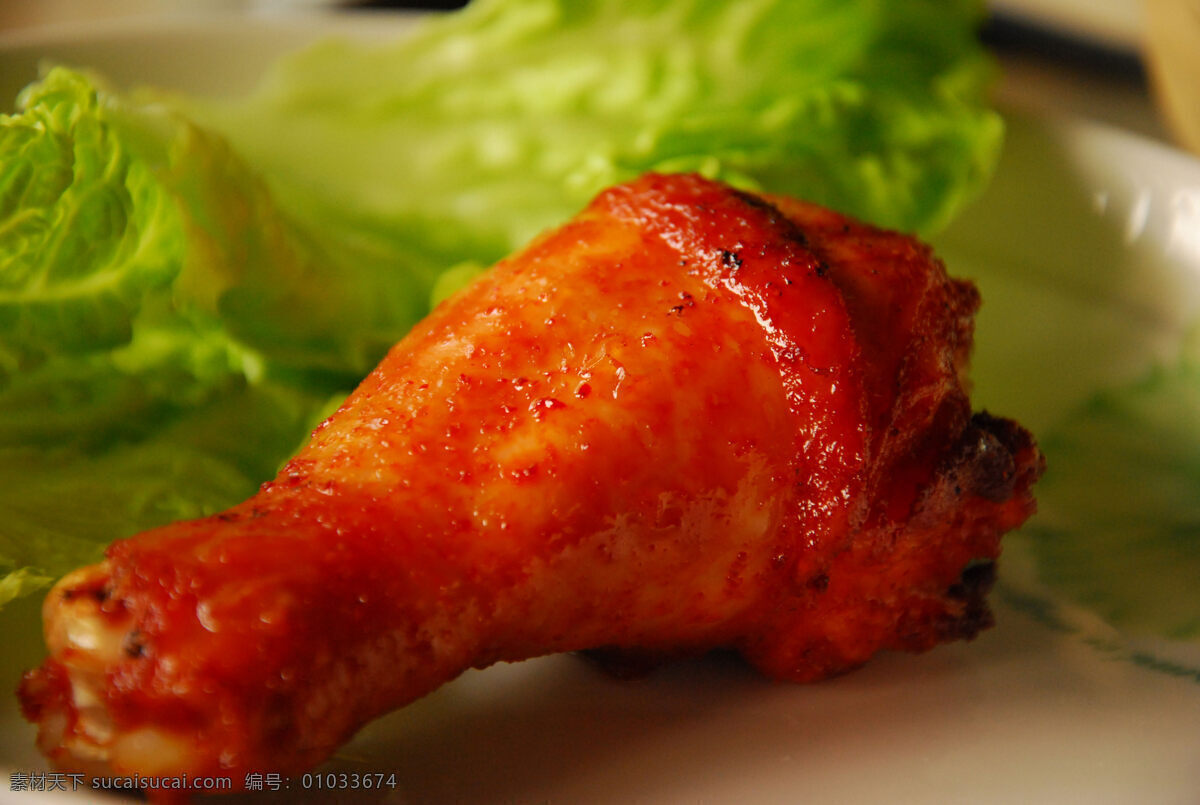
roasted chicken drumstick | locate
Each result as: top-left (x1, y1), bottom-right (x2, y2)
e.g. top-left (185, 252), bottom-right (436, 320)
top-left (20, 173), bottom-right (1041, 789)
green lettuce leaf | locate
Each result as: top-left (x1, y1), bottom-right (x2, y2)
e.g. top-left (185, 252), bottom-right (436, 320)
top-left (1, 0), bottom-right (1002, 607)
top-left (187, 0), bottom-right (1001, 278)
top-left (0, 68), bottom-right (421, 601)
top-left (0, 381), bottom-right (336, 608)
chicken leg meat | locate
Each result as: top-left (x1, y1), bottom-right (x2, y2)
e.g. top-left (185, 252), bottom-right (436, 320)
top-left (19, 173), bottom-right (1041, 789)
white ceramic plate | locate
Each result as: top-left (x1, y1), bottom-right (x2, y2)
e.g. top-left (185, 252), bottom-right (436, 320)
top-left (3, 12), bottom-right (1200, 805)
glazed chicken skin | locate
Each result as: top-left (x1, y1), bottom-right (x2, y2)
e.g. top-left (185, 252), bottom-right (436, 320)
top-left (20, 173), bottom-right (1041, 789)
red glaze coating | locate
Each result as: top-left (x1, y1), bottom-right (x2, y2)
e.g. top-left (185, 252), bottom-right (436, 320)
top-left (20, 174), bottom-right (1041, 792)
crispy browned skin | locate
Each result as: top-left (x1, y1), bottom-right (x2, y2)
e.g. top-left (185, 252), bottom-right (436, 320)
top-left (19, 174), bottom-right (1041, 791)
